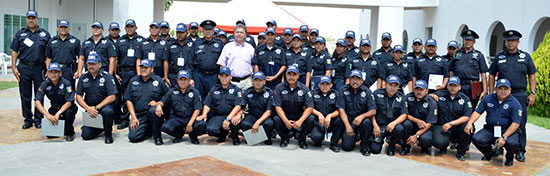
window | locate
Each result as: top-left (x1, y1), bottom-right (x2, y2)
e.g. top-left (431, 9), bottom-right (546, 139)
top-left (3, 14), bottom-right (49, 53)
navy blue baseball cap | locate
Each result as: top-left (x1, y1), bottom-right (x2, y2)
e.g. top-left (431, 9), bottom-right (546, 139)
top-left (150, 21), bottom-right (160, 28)
top-left (286, 65), bottom-right (299, 74)
top-left (252, 71), bottom-right (266, 80)
top-left (258, 32), bottom-right (266, 38)
top-left (109, 22), bottom-right (120, 30)
top-left (236, 19), bottom-right (246, 25)
top-left (350, 69), bottom-right (362, 78)
top-left (87, 53), bottom-right (101, 63)
top-left (214, 27), bottom-right (221, 34)
top-left (26, 10), bottom-right (38, 18)
top-left (292, 34), bottom-right (302, 40)
top-left (392, 45), bottom-right (404, 52)
top-left (266, 28), bottom-right (276, 34)
top-left (381, 32), bottom-right (392, 40)
top-left (448, 76), bottom-right (460, 86)
top-left (412, 38), bottom-right (423, 45)
top-left (177, 70), bottom-right (191, 79)
top-left (315, 36), bottom-right (326, 44)
top-left (217, 31), bottom-right (227, 37)
top-left (189, 22), bottom-right (199, 29)
top-left (414, 80), bottom-right (428, 89)
top-left (425, 38), bottom-right (437, 47)
top-left (91, 21), bottom-right (103, 29)
top-left (176, 23), bottom-right (187, 32)
top-left (283, 28), bottom-right (294, 35)
top-left (139, 59), bottom-right (153, 67)
top-left (386, 75), bottom-right (400, 85)
top-left (58, 19), bottom-right (70, 27)
top-left (48, 62), bottom-right (61, 72)
top-left (336, 38), bottom-right (347, 46)
top-left (360, 39), bottom-right (371, 46)
top-left (310, 28), bottom-right (319, 35)
top-left (125, 19), bottom-right (136, 27)
top-left (345, 30), bottom-right (355, 39)
top-left (299, 25), bottom-right (309, 32)
top-left (266, 20), bottom-right (277, 26)
top-left (496, 79), bottom-right (512, 88)
top-left (219, 67), bottom-right (231, 75)
top-left (319, 76), bottom-right (331, 84)
top-left (160, 21), bottom-right (170, 28)
top-left (447, 40), bottom-right (458, 48)
top-left (503, 30), bottom-right (522, 40)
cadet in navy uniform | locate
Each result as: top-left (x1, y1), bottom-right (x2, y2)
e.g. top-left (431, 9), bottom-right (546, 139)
top-left (372, 32), bottom-right (394, 65)
top-left (35, 63), bottom-right (77, 141)
top-left (413, 39), bottom-right (449, 92)
top-left (306, 28), bottom-right (319, 51)
top-left (106, 22), bottom-right (121, 44)
top-left (488, 30), bottom-right (536, 162)
top-left (450, 30), bottom-right (489, 109)
top-left (273, 65), bottom-right (315, 149)
top-left (331, 38), bottom-right (350, 90)
top-left (442, 40), bottom-right (458, 67)
top-left (227, 19), bottom-right (256, 48)
top-left (402, 80), bottom-right (438, 155)
top-left (299, 25), bottom-right (310, 48)
top-left (266, 20), bottom-right (285, 47)
top-left (126, 59), bottom-right (170, 145)
top-left (281, 28), bottom-right (294, 52)
top-left (344, 30), bottom-right (360, 60)
top-left (192, 20), bottom-right (224, 99)
top-left (187, 22), bottom-right (200, 42)
top-left (77, 21), bottom-right (117, 76)
top-left (308, 37), bottom-right (333, 90)
top-left (45, 19), bottom-right (80, 87)
top-left (11, 10), bottom-right (51, 129)
top-left (465, 79), bottom-right (522, 166)
top-left (381, 45), bottom-right (413, 92)
top-left (284, 34), bottom-right (312, 86)
top-left (141, 21), bottom-right (169, 78)
top-left (371, 75), bottom-right (408, 156)
top-left (252, 28), bottom-right (287, 90)
top-left (345, 39), bottom-right (383, 89)
top-left (432, 76), bottom-right (474, 161)
top-left (310, 76), bottom-right (341, 152)
top-left (257, 32), bottom-right (266, 46)
top-left (199, 67), bottom-right (245, 145)
top-left (160, 21), bottom-right (177, 46)
top-left (75, 54), bottom-right (117, 144)
top-left (336, 70), bottom-right (376, 156)
top-left (157, 70), bottom-right (206, 144)
top-left (404, 38), bottom-right (424, 66)
top-left (239, 71), bottom-right (276, 145)
top-left (217, 31), bottom-right (228, 45)
top-left (165, 23), bottom-right (195, 87)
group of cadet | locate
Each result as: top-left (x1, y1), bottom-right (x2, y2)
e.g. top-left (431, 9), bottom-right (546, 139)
top-left (12, 10), bottom-right (537, 166)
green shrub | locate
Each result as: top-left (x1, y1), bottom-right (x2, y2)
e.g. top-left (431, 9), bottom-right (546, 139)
top-left (529, 32), bottom-right (550, 117)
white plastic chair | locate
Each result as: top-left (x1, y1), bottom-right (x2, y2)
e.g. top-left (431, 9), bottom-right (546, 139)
top-left (0, 53), bottom-right (11, 75)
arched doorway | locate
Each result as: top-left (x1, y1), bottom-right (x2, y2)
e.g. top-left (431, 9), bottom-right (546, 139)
top-left (456, 24), bottom-right (469, 48)
top-left (403, 30), bottom-right (409, 53)
top-left (530, 17), bottom-right (550, 52)
top-left (486, 21), bottom-right (506, 63)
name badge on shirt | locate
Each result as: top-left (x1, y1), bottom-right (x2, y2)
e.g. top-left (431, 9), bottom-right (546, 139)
top-left (127, 49), bottom-right (135, 57)
top-left (494, 126), bottom-right (502, 137)
top-left (362, 72), bottom-right (367, 80)
top-left (268, 61), bottom-right (275, 65)
top-left (177, 57), bottom-right (185, 66)
top-left (148, 52), bottom-right (156, 61)
top-left (89, 51), bottom-right (97, 55)
top-left (23, 38), bottom-right (34, 47)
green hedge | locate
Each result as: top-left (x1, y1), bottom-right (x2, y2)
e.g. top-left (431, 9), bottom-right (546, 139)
top-left (529, 32), bottom-right (550, 117)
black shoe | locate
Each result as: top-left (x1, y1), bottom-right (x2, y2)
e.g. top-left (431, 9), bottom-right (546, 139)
top-left (361, 149), bottom-right (371, 156)
top-left (481, 156), bottom-right (492, 161)
top-left (105, 137), bottom-right (113, 144)
top-left (216, 137), bottom-right (226, 143)
top-left (233, 139), bottom-right (241, 146)
top-left (515, 152), bottom-right (525, 162)
top-left (456, 154), bottom-right (466, 161)
top-left (173, 138), bottom-right (183, 143)
top-left (22, 121), bottom-right (33, 129)
top-left (400, 146), bottom-right (411, 156)
top-left (450, 143), bottom-right (458, 150)
top-left (505, 159), bottom-right (514, 166)
top-left (387, 149), bottom-right (395, 156)
top-left (34, 121), bottom-right (41, 129)
top-left (493, 148), bottom-right (503, 156)
top-left (421, 147), bottom-right (431, 155)
top-left (279, 139), bottom-right (289, 147)
top-left (313, 142), bottom-right (322, 147)
top-left (66, 135), bottom-right (75, 142)
top-left (299, 141), bottom-right (308, 149)
top-left (155, 138), bottom-right (164, 145)
top-left (264, 139), bottom-right (273, 145)
top-left (117, 120), bottom-right (129, 129)
top-left (329, 144), bottom-right (340, 153)
top-left (190, 138), bottom-right (200, 144)
top-left (439, 148), bottom-right (448, 154)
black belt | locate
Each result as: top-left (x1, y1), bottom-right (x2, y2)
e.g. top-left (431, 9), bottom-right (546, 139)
top-left (460, 80), bottom-right (479, 85)
top-left (512, 89), bottom-right (526, 94)
top-left (58, 64), bottom-right (73, 68)
top-left (20, 60), bottom-right (43, 66)
top-left (232, 75), bottom-right (251, 82)
top-left (119, 67), bottom-right (135, 72)
top-left (199, 70), bottom-right (218, 75)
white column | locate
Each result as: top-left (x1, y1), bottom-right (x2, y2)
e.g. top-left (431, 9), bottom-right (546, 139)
top-left (113, 0), bottom-right (155, 36)
top-left (371, 6), bottom-right (404, 49)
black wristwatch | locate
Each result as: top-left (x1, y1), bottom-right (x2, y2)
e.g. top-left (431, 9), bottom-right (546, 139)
top-left (531, 91), bottom-right (536, 95)
top-left (503, 136), bottom-right (508, 141)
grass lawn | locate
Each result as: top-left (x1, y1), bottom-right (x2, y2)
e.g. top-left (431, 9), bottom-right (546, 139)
top-left (0, 81), bottom-right (18, 91)
top-left (528, 112), bottom-right (550, 130)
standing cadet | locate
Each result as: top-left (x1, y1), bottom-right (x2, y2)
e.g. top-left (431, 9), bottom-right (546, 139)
top-left (239, 71), bottom-right (276, 145)
top-left (11, 10), bottom-right (51, 129)
top-left (413, 39), bottom-right (449, 92)
top-left (284, 34), bottom-right (312, 86)
top-left (441, 40), bottom-right (458, 61)
top-left (273, 65), bottom-right (315, 149)
top-left (308, 37), bottom-right (332, 90)
top-left (252, 28), bottom-right (287, 90)
top-left (488, 30), bottom-right (536, 162)
top-left (465, 79), bottom-right (522, 166)
top-left (372, 32), bottom-right (394, 65)
top-left (402, 80), bottom-right (438, 155)
top-left (335, 70), bottom-right (376, 156)
top-left (106, 22), bottom-right (121, 44)
top-left (227, 19), bottom-right (256, 48)
top-left (281, 28), bottom-right (294, 52)
top-left (345, 39), bottom-right (383, 89)
top-left (257, 32), bottom-right (266, 46)
top-left (165, 23), bottom-right (195, 87)
top-left (450, 30), bottom-right (489, 109)
top-left (126, 59), bottom-right (170, 145)
top-left (160, 21), bottom-right (177, 46)
top-left (157, 70), bottom-right (206, 144)
top-left (45, 19), bottom-right (80, 87)
top-left (404, 38), bottom-right (424, 65)
top-left (331, 38), bottom-right (350, 90)
top-left (141, 21), bottom-right (169, 78)
top-left (217, 31), bottom-right (228, 45)
top-left (310, 76), bottom-right (341, 151)
top-left (187, 22), bottom-right (200, 42)
top-left (35, 63), bottom-right (77, 141)
top-left (266, 20), bottom-right (285, 47)
top-left (306, 28), bottom-right (319, 51)
top-left (193, 20), bottom-right (225, 99)
top-left (299, 25), bottom-right (310, 46)
top-left (199, 67), bottom-right (245, 145)
top-left (344, 30), bottom-right (360, 60)
top-left (432, 76), bottom-right (473, 161)
top-left (77, 21), bottom-right (117, 76)
top-left (370, 75), bottom-right (408, 156)
top-left (76, 54), bottom-right (117, 144)
top-left (381, 45), bottom-right (413, 93)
